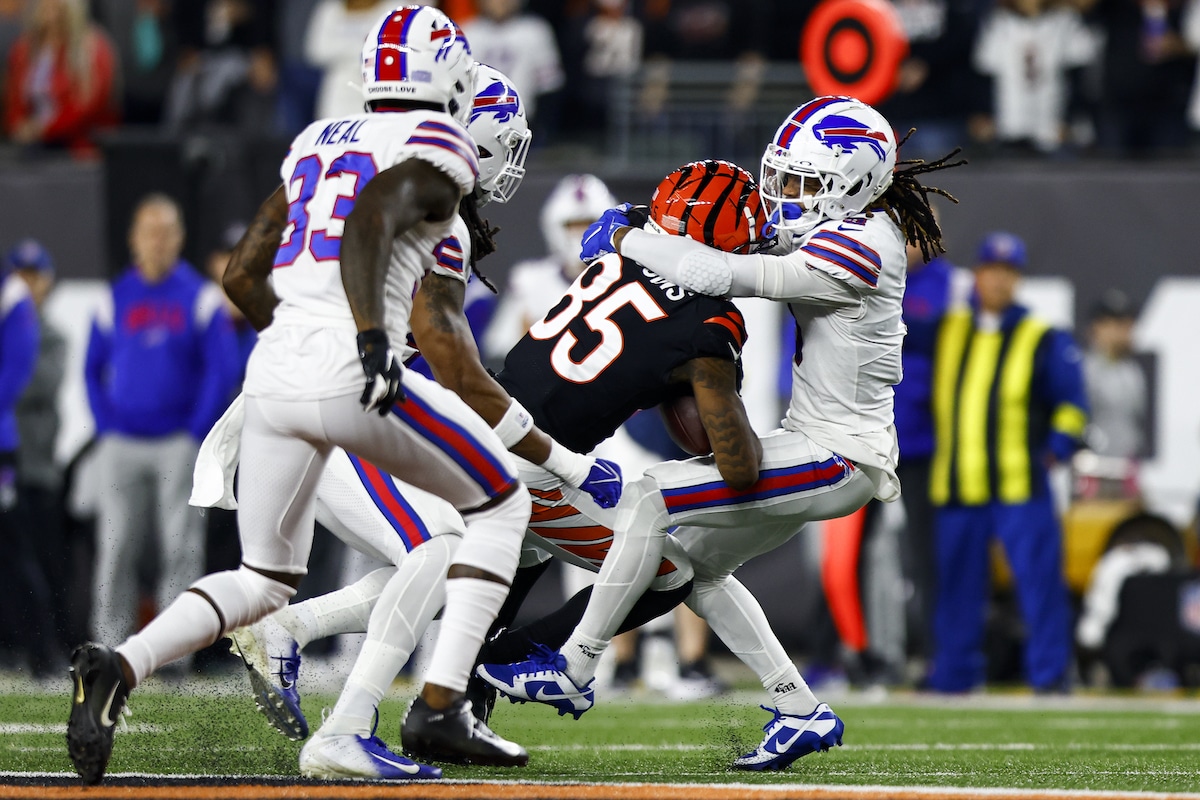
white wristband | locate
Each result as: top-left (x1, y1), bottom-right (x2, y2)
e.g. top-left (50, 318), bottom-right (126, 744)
top-left (493, 398), bottom-right (534, 449)
top-left (539, 439), bottom-right (592, 487)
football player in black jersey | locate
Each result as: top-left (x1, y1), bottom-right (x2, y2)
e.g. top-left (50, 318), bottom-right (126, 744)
top-left (463, 160), bottom-right (771, 718)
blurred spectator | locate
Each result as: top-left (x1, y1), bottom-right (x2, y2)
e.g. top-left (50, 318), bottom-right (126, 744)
top-left (3, 0), bottom-right (119, 156)
top-left (640, 0), bottom-right (770, 61)
top-left (482, 173), bottom-right (616, 361)
top-left (927, 232), bottom-right (1087, 693)
top-left (304, 0), bottom-right (392, 120)
top-left (93, 0), bottom-right (179, 124)
top-left (9, 240), bottom-right (69, 654)
top-left (85, 193), bottom-right (239, 647)
top-left (1181, 0), bottom-right (1200, 134)
top-left (0, 237), bottom-right (58, 676)
top-left (892, 225), bottom-right (972, 667)
top-left (0, 0), bottom-right (25, 68)
top-left (463, 0), bottom-right (564, 133)
top-left (972, 0), bottom-right (1100, 154)
top-left (879, 0), bottom-right (989, 158)
top-left (1083, 289), bottom-right (1147, 459)
top-left (205, 221), bottom-right (255, 388)
top-left (165, 0), bottom-right (279, 134)
top-left (1090, 0), bottom-right (1196, 156)
top-left (560, 0), bottom-right (642, 134)
top-left (274, 0), bottom-right (320, 135)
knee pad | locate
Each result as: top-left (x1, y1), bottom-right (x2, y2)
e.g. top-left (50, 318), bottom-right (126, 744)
top-left (454, 487), bottom-right (531, 580)
top-left (188, 566), bottom-right (297, 636)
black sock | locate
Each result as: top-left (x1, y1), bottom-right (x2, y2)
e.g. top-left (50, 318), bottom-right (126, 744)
top-left (480, 579), bottom-right (695, 664)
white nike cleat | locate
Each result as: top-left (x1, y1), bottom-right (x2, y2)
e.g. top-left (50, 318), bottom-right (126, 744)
top-left (475, 643), bottom-right (594, 720)
top-left (228, 618), bottom-right (307, 740)
top-left (733, 703), bottom-right (844, 771)
top-left (299, 729), bottom-right (441, 780)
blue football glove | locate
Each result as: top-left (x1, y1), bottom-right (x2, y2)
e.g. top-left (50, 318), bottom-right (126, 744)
top-left (580, 458), bottom-right (623, 509)
top-left (761, 202), bottom-right (804, 239)
top-left (580, 204), bottom-right (637, 263)
top-left (357, 328), bottom-right (405, 415)
top-left (1046, 431), bottom-right (1079, 464)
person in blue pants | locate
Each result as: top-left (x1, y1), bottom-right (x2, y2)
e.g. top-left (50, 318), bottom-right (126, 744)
top-left (928, 231), bottom-right (1087, 693)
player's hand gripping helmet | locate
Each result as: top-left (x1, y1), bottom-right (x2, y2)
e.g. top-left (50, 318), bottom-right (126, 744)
top-left (540, 174), bottom-right (618, 267)
top-left (361, 5), bottom-right (475, 124)
top-left (648, 159), bottom-right (766, 254)
top-left (761, 96), bottom-right (897, 236)
top-left (467, 64), bottom-right (532, 205)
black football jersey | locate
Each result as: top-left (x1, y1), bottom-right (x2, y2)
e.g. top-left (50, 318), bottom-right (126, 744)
top-left (495, 252), bottom-right (747, 453)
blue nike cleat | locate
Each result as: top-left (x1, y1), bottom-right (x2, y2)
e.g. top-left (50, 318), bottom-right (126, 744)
top-left (228, 619), bottom-right (307, 740)
top-left (733, 703), bottom-right (844, 771)
top-left (475, 643), bottom-right (595, 720)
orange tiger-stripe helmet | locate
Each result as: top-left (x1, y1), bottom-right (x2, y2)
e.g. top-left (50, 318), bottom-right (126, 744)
top-left (649, 160), bottom-right (766, 254)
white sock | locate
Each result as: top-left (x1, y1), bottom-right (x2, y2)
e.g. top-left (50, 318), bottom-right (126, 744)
top-left (117, 591), bottom-right (221, 686)
top-left (686, 576), bottom-right (818, 713)
top-left (320, 642), bottom-right (402, 736)
top-left (423, 577), bottom-right (509, 693)
top-left (275, 567), bottom-right (395, 649)
top-left (562, 632), bottom-right (608, 685)
top-left (763, 664), bottom-right (819, 717)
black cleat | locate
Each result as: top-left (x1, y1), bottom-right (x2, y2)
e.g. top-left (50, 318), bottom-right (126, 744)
top-left (464, 674), bottom-right (498, 724)
top-left (400, 696), bottom-right (527, 767)
top-left (67, 644), bottom-right (131, 785)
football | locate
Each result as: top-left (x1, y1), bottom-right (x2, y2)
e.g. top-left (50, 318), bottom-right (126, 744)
top-left (658, 394), bottom-right (712, 456)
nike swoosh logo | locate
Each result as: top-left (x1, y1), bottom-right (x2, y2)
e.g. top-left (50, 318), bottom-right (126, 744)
top-left (771, 728), bottom-right (807, 752)
top-left (73, 674), bottom-right (85, 705)
top-left (279, 676), bottom-right (294, 690)
top-left (98, 685), bottom-right (121, 728)
top-left (368, 750), bottom-right (420, 774)
top-left (533, 687), bottom-right (567, 702)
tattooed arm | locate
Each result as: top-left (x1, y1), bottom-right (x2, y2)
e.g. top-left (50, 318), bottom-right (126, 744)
top-left (223, 185), bottom-right (288, 331)
top-left (341, 159), bottom-right (461, 332)
top-left (674, 357), bottom-right (761, 490)
top-left (410, 273), bottom-right (555, 465)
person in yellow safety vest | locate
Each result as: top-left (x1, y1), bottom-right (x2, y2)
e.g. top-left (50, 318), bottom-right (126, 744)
top-left (927, 231), bottom-right (1088, 693)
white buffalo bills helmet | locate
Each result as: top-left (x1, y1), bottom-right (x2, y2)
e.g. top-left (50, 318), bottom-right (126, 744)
top-left (361, 5), bottom-right (476, 124)
top-left (761, 95), bottom-right (898, 236)
top-left (467, 64), bottom-right (532, 204)
top-left (539, 174), bottom-right (617, 267)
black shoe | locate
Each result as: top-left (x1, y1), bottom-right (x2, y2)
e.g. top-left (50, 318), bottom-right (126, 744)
top-left (67, 644), bottom-right (131, 785)
top-left (400, 696), bottom-right (527, 767)
top-left (464, 674), bottom-right (498, 724)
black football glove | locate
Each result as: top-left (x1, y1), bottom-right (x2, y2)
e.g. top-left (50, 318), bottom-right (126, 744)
top-left (356, 328), bottom-right (404, 415)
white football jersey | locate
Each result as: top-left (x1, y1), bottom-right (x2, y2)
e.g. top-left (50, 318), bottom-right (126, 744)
top-left (781, 213), bottom-right (907, 497)
top-left (245, 110), bottom-right (479, 400)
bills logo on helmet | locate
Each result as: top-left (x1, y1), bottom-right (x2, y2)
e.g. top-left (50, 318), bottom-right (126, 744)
top-left (811, 114), bottom-right (889, 159)
top-left (471, 79), bottom-right (521, 123)
top-left (431, 22), bottom-right (470, 61)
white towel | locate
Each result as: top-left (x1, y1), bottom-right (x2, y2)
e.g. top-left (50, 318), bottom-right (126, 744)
top-left (190, 394), bottom-right (245, 510)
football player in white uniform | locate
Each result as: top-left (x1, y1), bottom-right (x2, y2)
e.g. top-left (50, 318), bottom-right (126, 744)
top-left (482, 173), bottom-right (618, 359)
top-left (66, 7), bottom-right (618, 784)
top-left (192, 62), bottom-right (538, 780)
top-left (480, 96), bottom-right (965, 771)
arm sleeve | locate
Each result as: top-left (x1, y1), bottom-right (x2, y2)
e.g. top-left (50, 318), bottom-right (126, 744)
top-left (619, 228), bottom-right (862, 306)
top-left (0, 299), bottom-right (39, 419)
top-left (188, 295), bottom-right (240, 440)
top-left (1039, 329), bottom-right (1089, 460)
top-left (83, 317), bottom-right (113, 434)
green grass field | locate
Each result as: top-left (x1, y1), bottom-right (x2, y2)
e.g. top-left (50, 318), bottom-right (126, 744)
top-left (3, 675), bottom-right (1200, 793)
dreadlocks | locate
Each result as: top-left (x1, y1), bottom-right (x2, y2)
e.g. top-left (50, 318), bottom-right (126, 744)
top-left (457, 191), bottom-right (500, 293)
top-left (876, 131), bottom-right (968, 263)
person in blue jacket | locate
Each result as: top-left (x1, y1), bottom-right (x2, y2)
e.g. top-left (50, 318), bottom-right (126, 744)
top-left (85, 194), bottom-right (239, 649)
top-left (0, 240), bottom-right (58, 675)
top-left (928, 231), bottom-right (1087, 693)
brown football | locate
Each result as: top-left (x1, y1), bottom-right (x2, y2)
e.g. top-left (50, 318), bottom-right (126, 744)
top-left (658, 394), bottom-right (712, 456)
